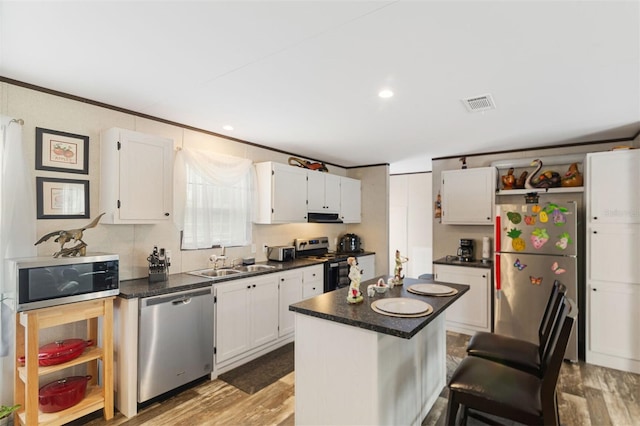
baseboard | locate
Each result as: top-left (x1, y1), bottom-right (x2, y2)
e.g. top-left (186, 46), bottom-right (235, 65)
top-left (586, 351), bottom-right (640, 374)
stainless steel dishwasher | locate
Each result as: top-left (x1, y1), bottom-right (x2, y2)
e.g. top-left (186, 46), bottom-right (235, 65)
top-left (138, 287), bottom-right (214, 403)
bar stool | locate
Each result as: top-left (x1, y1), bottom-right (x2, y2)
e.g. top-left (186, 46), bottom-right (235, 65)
top-left (465, 280), bottom-right (566, 377)
top-left (445, 296), bottom-right (577, 426)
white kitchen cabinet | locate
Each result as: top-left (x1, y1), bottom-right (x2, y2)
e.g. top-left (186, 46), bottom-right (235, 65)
top-left (586, 149), bottom-right (640, 373)
top-left (588, 224), bottom-right (640, 284)
top-left (340, 176), bottom-right (362, 223)
top-left (434, 264), bottom-right (492, 335)
top-left (308, 171), bottom-right (341, 213)
top-left (100, 128), bottom-right (173, 224)
top-left (587, 281), bottom-right (640, 373)
top-left (215, 274), bottom-right (279, 363)
top-left (278, 270), bottom-right (303, 337)
top-left (302, 264), bottom-right (324, 299)
top-left (357, 254), bottom-right (375, 282)
top-left (441, 167), bottom-right (496, 225)
top-left (255, 162), bottom-right (308, 224)
top-left (587, 150), bottom-right (640, 224)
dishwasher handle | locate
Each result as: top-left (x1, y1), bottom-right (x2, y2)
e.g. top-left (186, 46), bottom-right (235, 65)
top-left (140, 288), bottom-right (212, 309)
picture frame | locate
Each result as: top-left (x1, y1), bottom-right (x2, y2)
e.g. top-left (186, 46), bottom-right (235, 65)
top-left (36, 177), bottom-right (90, 219)
top-left (36, 127), bottom-right (89, 174)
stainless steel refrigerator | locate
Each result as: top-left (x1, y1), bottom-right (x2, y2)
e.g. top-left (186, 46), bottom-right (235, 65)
top-left (495, 201), bottom-right (578, 361)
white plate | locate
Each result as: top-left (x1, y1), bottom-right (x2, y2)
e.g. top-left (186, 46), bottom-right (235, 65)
top-left (373, 298), bottom-right (431, 315)
top-left (409, 284), bottom-right (455, 295)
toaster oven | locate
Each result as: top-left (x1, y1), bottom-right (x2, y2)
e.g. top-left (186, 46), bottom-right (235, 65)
top-left (8, 253), bottom-right (119, 312)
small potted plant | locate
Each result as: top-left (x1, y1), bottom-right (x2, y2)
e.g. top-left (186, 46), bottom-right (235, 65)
top-left (0, 404), bottom-right (20, 426)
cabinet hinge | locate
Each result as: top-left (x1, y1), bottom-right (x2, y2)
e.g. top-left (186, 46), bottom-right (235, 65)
top-left (271, 170), bottom-right (274, 176)
top-left (214, 296), bottom-right (217, 303)
top-left (213, 347), bottom-right (216, 355)
top-left (117, 141), bottom-right (121, 150)
top-left (117, 200), bottom-right (121, 209)
top-left (271, 208), bottom-right (274, 214)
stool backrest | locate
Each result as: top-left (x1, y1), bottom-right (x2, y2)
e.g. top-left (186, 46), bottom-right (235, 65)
top-left (541, 296), bottom-right (577, 392)
top-left (538, 280), bottom-right (567, 357)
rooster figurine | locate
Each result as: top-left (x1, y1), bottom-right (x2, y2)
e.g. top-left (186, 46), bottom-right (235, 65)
top-left (561, 163), bottom-right (583, 187)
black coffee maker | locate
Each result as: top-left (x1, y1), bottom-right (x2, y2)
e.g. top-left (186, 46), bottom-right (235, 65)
top-left (457, 239), bottom-right (474, 262)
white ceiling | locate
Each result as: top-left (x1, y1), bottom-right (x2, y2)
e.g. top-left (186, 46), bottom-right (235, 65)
top-left (1, 1), bottom-right (639, 173)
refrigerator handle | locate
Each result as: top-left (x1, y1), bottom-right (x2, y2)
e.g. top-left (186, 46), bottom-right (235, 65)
top-left (495, 207), bottom-right (502, 292)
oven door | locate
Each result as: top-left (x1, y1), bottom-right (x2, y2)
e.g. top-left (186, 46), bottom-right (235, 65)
top-left (325, 260), bottom-right (350, 292)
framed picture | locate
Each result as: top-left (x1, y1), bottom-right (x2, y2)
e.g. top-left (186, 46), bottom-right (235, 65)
top-left (36, 177), bottom-right (90, 219)
top-left (36, 127), bottom-right (89, 174)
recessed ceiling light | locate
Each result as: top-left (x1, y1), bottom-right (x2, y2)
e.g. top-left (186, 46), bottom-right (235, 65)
top-left (378, 89), bottom-right (394, 99)
top-left (222, 125), bottom-right (234, 131)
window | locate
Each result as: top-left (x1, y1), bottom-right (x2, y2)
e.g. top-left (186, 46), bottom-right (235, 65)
top-left (175, 148), bottom-right (253, 250)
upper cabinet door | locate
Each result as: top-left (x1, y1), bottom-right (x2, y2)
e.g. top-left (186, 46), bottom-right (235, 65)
top-left (254, 162), bottom-right (308, 224)
top-left (441, 167), bottom-right (496, 225)
top-left (587, 150), bottom-right (640, 224)
top-left (307, 172), bottom-right (341, 213)
top-left (100, 128), bottom-right (173, 224)
top-left (340, 176), bottom-right (361, 223)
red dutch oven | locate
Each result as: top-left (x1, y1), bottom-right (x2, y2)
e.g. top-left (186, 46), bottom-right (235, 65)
top-left (39, 375), bottom-right (92, 413)
top-left (18, 339), bottom-right (94, 366)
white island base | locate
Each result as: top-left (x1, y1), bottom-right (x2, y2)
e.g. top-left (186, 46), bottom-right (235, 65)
top-left (294, 313), bottom-right (446, 425)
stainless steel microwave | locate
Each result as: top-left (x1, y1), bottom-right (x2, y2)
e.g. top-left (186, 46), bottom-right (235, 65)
top-left (8, 253), bottom-right (119, 312)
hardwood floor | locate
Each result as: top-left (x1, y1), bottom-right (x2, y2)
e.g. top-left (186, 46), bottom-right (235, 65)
top-left (86, 332), bottom-right (639, 425)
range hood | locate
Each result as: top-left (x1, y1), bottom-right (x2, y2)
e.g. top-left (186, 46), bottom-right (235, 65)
top-left (307, 212), bottom-right (343, 224)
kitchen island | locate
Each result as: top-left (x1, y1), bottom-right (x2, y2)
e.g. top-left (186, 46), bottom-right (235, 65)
top-left (289, 276), bottom-right (468, 426)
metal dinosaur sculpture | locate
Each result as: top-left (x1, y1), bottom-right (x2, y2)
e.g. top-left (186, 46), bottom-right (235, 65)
top-left (35, 212), bottom-right (105, 257)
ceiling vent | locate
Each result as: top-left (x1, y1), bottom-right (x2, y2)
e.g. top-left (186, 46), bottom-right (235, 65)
top-left (462, 93), bottom-right (496, 112)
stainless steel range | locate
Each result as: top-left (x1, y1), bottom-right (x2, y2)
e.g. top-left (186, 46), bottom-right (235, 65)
top-left (295, 237), bottom-right (353, 292)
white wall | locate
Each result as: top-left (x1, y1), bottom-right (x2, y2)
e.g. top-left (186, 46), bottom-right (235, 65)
top-left (389, 173), bottom-right (433, 278)
top-left (1, 82), bottom-right (387, 280)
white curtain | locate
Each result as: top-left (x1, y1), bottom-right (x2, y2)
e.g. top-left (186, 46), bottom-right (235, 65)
top-left (174, 148), bottom-right (254, 249)
top-left (0, 116), bottom-right (37, 407)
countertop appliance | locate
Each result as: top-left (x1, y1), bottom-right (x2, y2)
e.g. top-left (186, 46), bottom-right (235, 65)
top-left (457, 239), bottom-right (474, 262)
top-left (495, 201), bottom-right (578, 361)
top-left (138, 287), bottom-right (214, 403)
top-left (267, 245), bottom-right (295, 262)
top-left (338, 233), bottom-right (362, 253)
top-left (8, 253), bottom-right (119, 312)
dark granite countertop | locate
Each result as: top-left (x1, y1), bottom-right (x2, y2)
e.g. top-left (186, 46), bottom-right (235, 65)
top-left (119, 258), bottom-right (324, 299)
top-left (433, 256), bottom-right (493, 269)
top-left (289, 276), bottom-right (469, 339)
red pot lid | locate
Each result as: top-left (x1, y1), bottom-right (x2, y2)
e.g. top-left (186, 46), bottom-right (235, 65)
top-left (39, 375), bottom-right (91, 397)
top-left (38, 339), bottom-right (92, 360)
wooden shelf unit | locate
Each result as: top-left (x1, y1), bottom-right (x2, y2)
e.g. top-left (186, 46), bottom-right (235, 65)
top-left (496, 186), bottom-right (584, 195)
top-left (14, 297), bottom-right (115, 426)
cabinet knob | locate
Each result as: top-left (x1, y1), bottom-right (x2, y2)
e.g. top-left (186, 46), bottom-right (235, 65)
top-left (281, 278), bottom-right (284, 282)
top-left (252, 284), bottom-right (256, 288)
top-left (247, 285), bottom-right (251, 289)
top-left (482, 275), bottom-right (486, 278)
top-left (593, 216), bottom-right (598, 220)
top-left (312, 274), bottom-right (316, 277)
top-left (312, 287), bottom-right (316, 290)
top-left (486, 217), bottom-right (490, 220)
top-left (592, 288), bottom-right (597, 291)
top-left (593, 231), bottom-right (597, 234)
top-left (164, 212), bottom-right (170, 217)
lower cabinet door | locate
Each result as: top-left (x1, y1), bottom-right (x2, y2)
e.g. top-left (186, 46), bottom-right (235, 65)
top-left (250, 275), bottom-right (280, 348)
top-left (434, 264), bottom-right (491, 334)
top-left (279, 271), bottom-right (303, 337)
top-left (216, 280), bottom-right (251, 363)
top-left (588, 281), bottom-right (640, 361)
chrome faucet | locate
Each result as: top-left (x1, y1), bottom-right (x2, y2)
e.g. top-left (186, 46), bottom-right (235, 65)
top-left (209, 246), bottom-right (227, 269)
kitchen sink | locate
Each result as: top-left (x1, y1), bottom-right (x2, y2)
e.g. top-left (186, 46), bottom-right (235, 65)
top-left (244, 264), bottom-right (276, 272)
top-left (189, 268), bottom-right (244, 278)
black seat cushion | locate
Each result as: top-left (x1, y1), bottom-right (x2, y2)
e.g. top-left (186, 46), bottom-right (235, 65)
top-left (448, 356), bottom-right (542, 420)
top-left (467, 331), bottom-right (541, 376)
